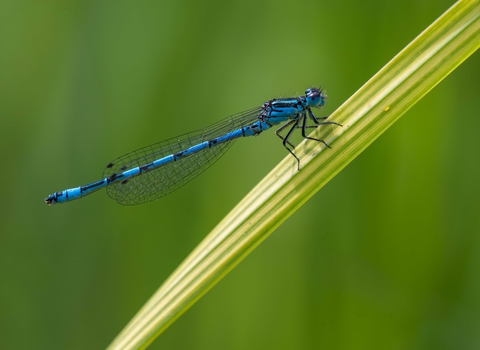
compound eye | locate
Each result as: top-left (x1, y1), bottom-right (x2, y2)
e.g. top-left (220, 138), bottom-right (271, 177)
top-left (306, 88), bottom-right (320, 98)
top-left (305, 88), bottom-right (324, 107)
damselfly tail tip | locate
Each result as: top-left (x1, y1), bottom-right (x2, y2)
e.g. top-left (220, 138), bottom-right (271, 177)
top-left (44, 194), bottom-right (55, 206)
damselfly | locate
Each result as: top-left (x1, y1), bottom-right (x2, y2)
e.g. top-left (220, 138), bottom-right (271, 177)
top-left (45, 87), bottom-right (340, 206)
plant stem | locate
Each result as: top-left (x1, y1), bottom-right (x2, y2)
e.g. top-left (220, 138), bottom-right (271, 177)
top-left (108, 1), bottom-right (480, 349)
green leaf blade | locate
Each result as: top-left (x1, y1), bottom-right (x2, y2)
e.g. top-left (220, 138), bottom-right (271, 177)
top-left (108, 1), bottom-right (480, 349)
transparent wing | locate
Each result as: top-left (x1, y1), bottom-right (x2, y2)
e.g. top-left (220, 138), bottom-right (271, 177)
top-left (103, 107), bottom-right (262, 205)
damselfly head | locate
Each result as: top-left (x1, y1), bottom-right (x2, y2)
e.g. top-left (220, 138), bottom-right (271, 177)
top-left (305, 87), bottom-right (326, 108)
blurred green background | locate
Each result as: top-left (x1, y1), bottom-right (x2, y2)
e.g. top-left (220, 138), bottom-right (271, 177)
top-left (1, 0), bottom-right (479, 349)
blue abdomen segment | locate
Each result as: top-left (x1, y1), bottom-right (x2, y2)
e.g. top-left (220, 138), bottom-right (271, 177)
top-left (45, 179), bottom-right (108, 204)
